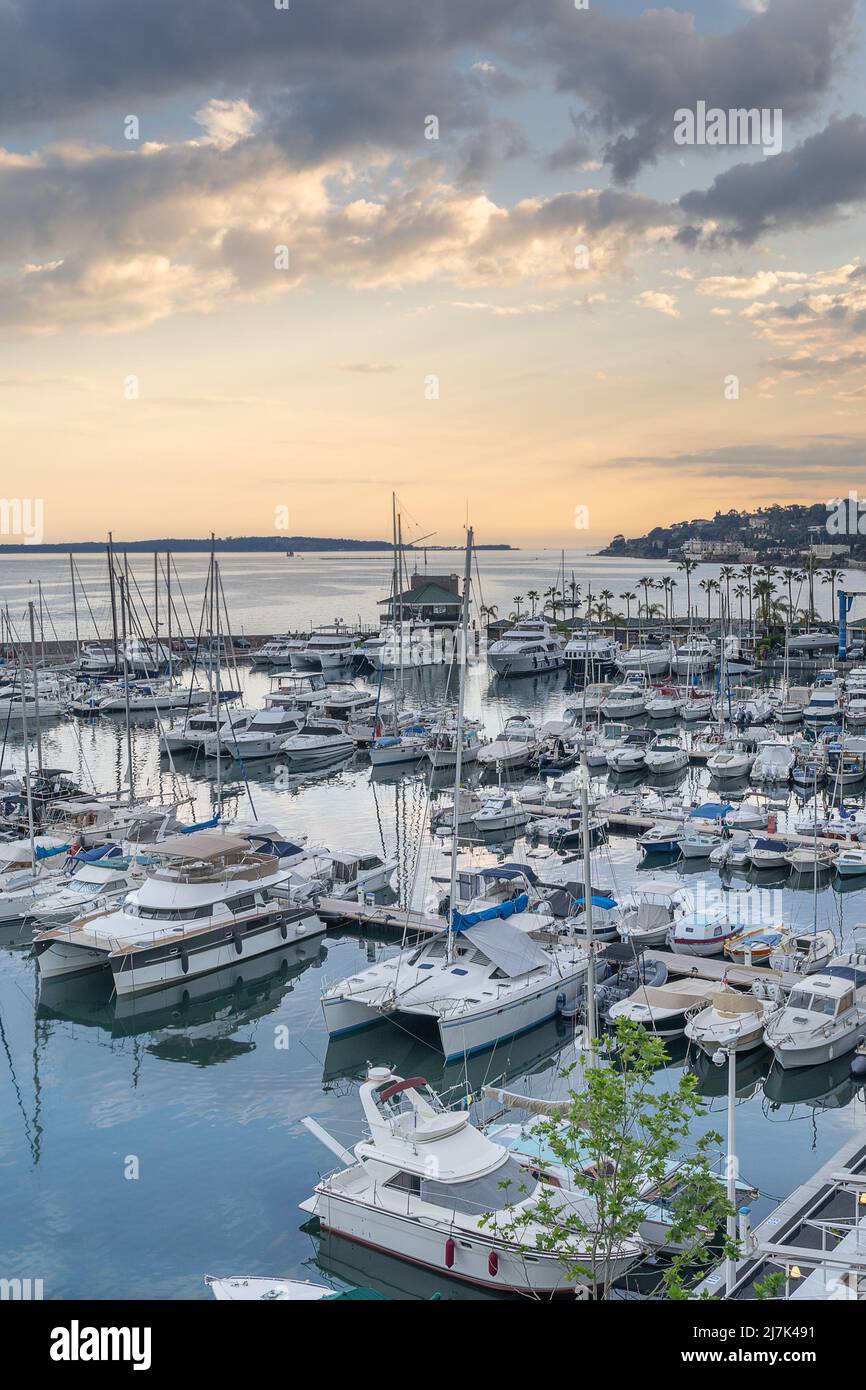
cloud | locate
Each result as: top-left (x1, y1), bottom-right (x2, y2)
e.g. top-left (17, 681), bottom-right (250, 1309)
top-left (602, 435), bottom-right (866, 484)
top-left (679, 115), bottom-right (866, 243)
top-left (634, 290), bottom-right (680, 319)
top-left (0, 122), bottom-right (673, 333)
top-left (339, 362), bottom-right (396, 373)
top-left (539, 0), bottom-right (857, 181)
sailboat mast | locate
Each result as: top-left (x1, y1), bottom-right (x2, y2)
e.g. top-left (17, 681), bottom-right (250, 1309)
top-left (118, 572), bottom-right (135, 802)
top-left (447, 527), bottom-right (474, 963)
top-left (107, 532), bottom-right (119, 671)
top-left (581, 756), bottom-right (596, 1056)
top-left (28, 600), bottom-right (43, 776)
top-left (69, 553), bottom-right (80, 665)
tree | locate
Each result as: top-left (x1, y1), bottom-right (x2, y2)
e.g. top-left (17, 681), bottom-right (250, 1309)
top-left (480, 604), bottom-right (498, 627)
top-left (699, 576), bottom-right (718, 622)
top-left (781, 568), bottom-right (797, 623)
top-left (526, 589), bottom-right (540, 617)
top-left (822, 566), bottom-right (842, 617)
top-left (637, 575), bottom-right (656, 618)
top-left (620, 591), bottom-right (637, 625)
top-left (676, 559), bottom-right (698, 620)
top-left (512, 594), bottom-right (524, 618)
top-left (482, 1021), bottom-right (735, 1300)
top-left (719, 565), bottom-right (736, 617)
top-left (739, 564), bottom-right (755, 634)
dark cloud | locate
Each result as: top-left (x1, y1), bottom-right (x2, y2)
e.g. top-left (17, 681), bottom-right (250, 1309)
top-left (601, 435), bottom-right (866, 483)
top-left (678, 115), bottom-right (866, 243)
top-left (537, 0), bottom-right (857, 181)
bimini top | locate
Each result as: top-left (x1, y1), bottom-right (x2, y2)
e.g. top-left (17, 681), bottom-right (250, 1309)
top-left (478, 863), bottom-right (538, 886)
top-left (148, 831), bottom-right (252, 861)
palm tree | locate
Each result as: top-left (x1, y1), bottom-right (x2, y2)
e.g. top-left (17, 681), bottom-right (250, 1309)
top-left (719, 565), bottom-right (736, 617)
top-left (526, 589), bottom-right (540, 617)
top-left (781, 568), bottom-right (797, 622)
top-left (637, 575), bottom-right (656, 618)
top-left (480, 604), bottom-right (498, 628)
top-left (620, 591), bottom-right (637, 625)
top-left (599, 588), bottom-right (614, 618)
top-left (822, 566), bottom-right (842, 618)
top-left (734, 583), bottom-right (748, 628)
top-left (698, 576), bottom-right (718, 622)
top-left (676, 560), bottom-right (698, 620)
top-left (740, 564), bottom-right (755, 634)
top-left (512, 594), bottom-right (524, 619)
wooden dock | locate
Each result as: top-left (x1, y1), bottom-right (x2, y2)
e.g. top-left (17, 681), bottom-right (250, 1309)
top-left (646, 949), bottom-right (801, 990)
top-left (317, 896), bottom-right (443, 935)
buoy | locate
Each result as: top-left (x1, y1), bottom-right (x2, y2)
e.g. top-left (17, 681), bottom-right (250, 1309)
top-left (488, 1250), bottom-right (499, 1277)
top-left (851, 1053), bottom-right (866, 1080)
top-left (445, 1238), bottom-right (455, 1269)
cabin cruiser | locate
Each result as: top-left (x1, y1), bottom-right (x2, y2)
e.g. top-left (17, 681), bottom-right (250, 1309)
top-left (803, 681), bottom-right (844, 727)
top-left (299, 1069), bottom-right (642, 1293)
top-left (616, 880), bottom-right (692, 946)
top-left (644, 737), bottom-right (689, 775)
top-left (763, 955), bottom-right (866, 1069)
top-left (160, 705), bottom-right (255, 756)
top-left (674, 637), bottom-right (716, 674)
top-left (425, 725), bottom-right (484, 769)
top-left (616, 640), bottom-right (673, 676)
top-left (751, 739), bottom-right (795, 783)
top-left (292, 626), bottom-right (359, 672)
top-left (601, 673), bottom-right (650, 720)
top-left (369, 728), bottom-right (429, 767)
top-left (706, 738), bottom-right (756, 781)
top-left (312, 849), bottom-right (397, 899)
top-left (317, 685), bottom-right (378, 722)
top-left (476, 715), bottom-right (540, 771)
top-left (645, 687), bottom-right (684, 719)
top-left (679, 689), bottom-right (715, 723)
top-left (724, 803), bottom-right (768, 831)
top-left (607, 727), bottom-right (653, 773)
top-left (25, 849), bottom-right (148, 926)
top-left (686, 988), bottom-right (783, 1055)
top-left (563, 630), bottom-right (619, 674)
top-left (253, 636), bottom-right (308, 666)
top-left (608, 977), bottom-right (718, 1038)
top-left (473, 794), bottom-right (529, 834)
top-left (431, 789), bottom-right (486, 833)
top-left (367, 623), bottom-right (449, 671)
top-left (281, 719), bottom-right (355, 768)
top-left (772, 686), bottom-right (809, 725)
top-left (33, 830), bottom-right (326, 992)
top-left (487, 617), bottom-right (564, 677)
top-left (747, 836), bottom-right (796, 870)
top-left (835, 847), bottom-right (866, 878)
top-left (227, 706), bottom-right (306, 760)
top-left (321, 866), bottom-right (591, 1059)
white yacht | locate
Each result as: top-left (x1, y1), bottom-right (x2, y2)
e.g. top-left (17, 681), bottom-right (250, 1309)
top-left (299, 1069), bottom-right (642, 1293)
top-left (685, 988), bottom-right (783, 1055)
top-left (26, 852), bottom-right (147, 927)
top-left (0, 836), bottom-right (75, 922)
top-left (369, 729), bottom-right (429, 767)
top-left (34, 830), bottom-right (326, 993)
top-left (316, 850), bottom-right (397, 899)
top-left (563, 629), bottom-right (620, 673)
top-left (160, 705), bottom-right (255, 756)
top-left (367, 623), bottom-right (450, 670)
top-left (706, 738), bottom-right (756, 780)
top-left (616, 640), bottom-right (673, 676)
top-left (803, 684), bottom-right (843, 726)
top-left (674, 637), bottom-right (716, 674)
top-left (318, 685), bottom-right (378, 721)
top-left (607, 727), bottom-right (653, 773)
top-left (227, 706), bottom-right (306, 760)
top-left (96, 680), bottom-right (212, 714)
top-left (644, 737), bottom-right (689, 775)
top-left (608, 977), bottom-right (718, 1038)
top-left (645, 687), bottom-right (684, 719)
top-left (472, 794), bottom-right (529, 834)
top-left (601, 672), bottom-right (650, 720)
top-left (476, 715), bottom-right (540, 771)
top-left (679, 689), bottom-right (715, 723)
top-left (667, 905), bottom-right (743, 957)
top-left (763, 956), bottom-right (866, 1069)
top-left (292, 626), bottom-right (359, 672)
top-left (487, 617), bottom-right (564, 677)
top-left (254, 636), bottom-right (308, 666)
top-left (321, 867), bottom-right (590, 1058)
top-left (281, 719), bottom-right (355, 768)
top-left (616, 880), bottom-right (692, 947)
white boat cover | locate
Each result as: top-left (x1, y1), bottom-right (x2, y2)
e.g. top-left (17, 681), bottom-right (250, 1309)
top-left (463, 918), bottom-right (552, 977)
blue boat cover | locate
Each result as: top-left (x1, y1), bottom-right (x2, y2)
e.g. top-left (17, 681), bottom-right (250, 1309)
top-left (35, 842), bottom-right (72, 860)
top-left (692, 802), bottom-right (733, 820)
top-left (452, 892), bottom-right (529, 933)
top-left (478, 863), bottom-right (539, 886)
top-left (373, 737), bottom-right (400, 748)
top-left (181, 814), bottom-right (221, 833)
top-left (73, 843), bottom-right (122, 863)
top-left (249, 837), bottom-right (303, 858)
top-left (572, 895), bottom-right (617, 910)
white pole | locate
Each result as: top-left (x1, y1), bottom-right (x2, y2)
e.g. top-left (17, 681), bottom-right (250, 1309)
top-left (725, 1043), bottom-right (737, 1296)
top-left (447, 527), bottom-right (473, 963)
top-left (581, 759), bottom-right (596, 1058)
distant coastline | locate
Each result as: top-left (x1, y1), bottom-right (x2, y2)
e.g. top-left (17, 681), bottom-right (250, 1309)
top-left (0, 536), bottom-right (515, 555)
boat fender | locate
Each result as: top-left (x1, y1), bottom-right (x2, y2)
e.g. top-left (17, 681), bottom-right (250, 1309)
top-left (488, 1251), bottom-right (499, 1277)
top-left (180, 950), bottom-right (189, 975)
top-left (556, 991), bottom-right (567, 1013)
top-left (851, 1053), bottom-right (866, 1080)
top-left (280, 922), bottom-right (288, 940)
top-left (445, 1238), bottom-right (455, 1269)
top-left (232, 930), bottom-right (244, 956)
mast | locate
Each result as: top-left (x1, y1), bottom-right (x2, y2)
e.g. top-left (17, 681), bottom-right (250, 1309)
top-left (118, 574), bottom-right (135, 802)
top-left (580, 754), bottom-right (596, 1057)
top-left (107, 532), bottom-right (119, 671)
top-left (28, 600), bottom-right (43, 776)
top-left (447, 526), bottom-right (474, 963)
top-left (214, 560), bottom-right (222, 819)
top-left (69, 553), bottom-right (80, 665)
top-left (17, 647), bottom-right (36, 870)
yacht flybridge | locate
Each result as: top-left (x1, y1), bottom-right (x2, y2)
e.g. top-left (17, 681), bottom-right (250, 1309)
top-left (321, 865), bottom-right (590, 1059)
top-left (299, 1069), bottom-right (642, 1293)
top-left (488, 617), bottom-right (564, 677)
top-left (292, 626), bottom-right (358, 672)
top-left (33, 830), bottom-right (325, 995)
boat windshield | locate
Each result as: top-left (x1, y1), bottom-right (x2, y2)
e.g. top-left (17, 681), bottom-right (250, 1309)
top-left (420, 1155), bottom-right (532, 1215)
top-left (788, 989), bottom-right (838, 1016)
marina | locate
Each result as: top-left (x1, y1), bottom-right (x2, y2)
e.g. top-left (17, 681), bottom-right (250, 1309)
top-left (3, 543), bottom-right (866, 1304)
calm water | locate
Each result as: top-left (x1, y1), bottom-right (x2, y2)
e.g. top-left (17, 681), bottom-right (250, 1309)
top-left (0, 547), bottom-right (849, 641)
top-left (1, 562), bottom-right (865, 1300)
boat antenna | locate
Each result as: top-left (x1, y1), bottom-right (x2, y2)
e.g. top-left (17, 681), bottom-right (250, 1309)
top-left (447, 525), bottom-right (474, 963)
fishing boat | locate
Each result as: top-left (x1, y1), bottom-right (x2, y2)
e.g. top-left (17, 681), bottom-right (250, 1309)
top-left (299, 1069), bottom-right (642, 1293)
top-left (763, 955), bottom-right (866, 1069)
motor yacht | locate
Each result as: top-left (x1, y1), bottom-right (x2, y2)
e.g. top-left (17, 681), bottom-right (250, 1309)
top-left (637, 821), bottom-right (686, 857)
top-left (254, 636), bottom-right (308, 666)
top-left (472, 794), bottom-right (529, 834)
top-left (160, 705), bottom-right (255, 756)
top-left (615, 640), bottom-right (673, 677)
top-left (487, 617), bottom-right (564, 677)
top-left (292, 626), bottom-right (359, 672)
top-left (25, 849), bottom-right (147, 927)
top-left (679, 689), bottom-right (715, 723)
top-left (667, 906), bottom-right (743, 957)
top-left (281, 719), bottom-right (355, 768)
top-left (298, 1069), bottom-right (642, 1294)
top-left (674, 637), bottom-right (716, 674)
top-left (645, 687), bottom-right (684, 719)
top-left (563, 629), bottom-right (620, 674)
top-left (751, 740), bottom-right (795, 783)
top-left (476, 715), bottom-right (540, 771)
top-left (643, 737), bottom-right (689, 775)
top-left (706, 738), bottom-right (756, 781)
top-left (227, 706), bottom-right (306, 760)
top-left (608, 977), bottom-right (718, 1038)
top-left (616, 880), bottom-right (692, 946)
top-left (601, 673), bottom-right (650, 720)
top-left (34, 830), bottom-right (326, 992)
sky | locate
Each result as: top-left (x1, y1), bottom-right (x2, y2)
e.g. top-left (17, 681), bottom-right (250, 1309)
top-left (2, 0), bottom-right (866, 548)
